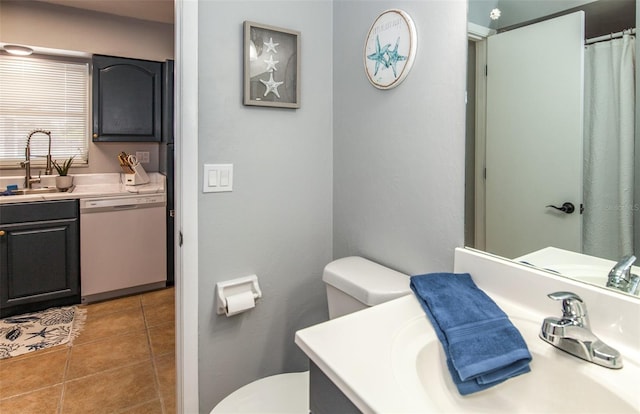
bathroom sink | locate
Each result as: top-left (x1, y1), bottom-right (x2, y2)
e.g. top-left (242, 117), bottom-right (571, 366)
top-left (296, 249), bottom-right (640, 413)
top-left (391, 314), bottom-right (640, 413)
top-left (545, 263), bottom-right (611, 286)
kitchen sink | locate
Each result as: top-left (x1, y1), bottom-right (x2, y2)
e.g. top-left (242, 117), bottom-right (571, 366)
top-left (10, 186), bottom-right (73, 195)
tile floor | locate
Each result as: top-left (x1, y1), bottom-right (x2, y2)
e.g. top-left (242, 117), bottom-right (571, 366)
top-left (0, 287), bottom-right (176, 414)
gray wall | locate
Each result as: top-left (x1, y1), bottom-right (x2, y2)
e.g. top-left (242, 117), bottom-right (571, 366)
top-left (197, 1), bottom-right (333, 411)
top-left (636, 1), bottom-right (639, 255)
top-left (333, 0), bottom-right (467, 275)
top-left (197, 0), bottom-right (467, 411)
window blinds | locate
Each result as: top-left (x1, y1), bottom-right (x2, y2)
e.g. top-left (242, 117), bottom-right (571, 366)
top-left (0, 54), bottom-right (90, 168)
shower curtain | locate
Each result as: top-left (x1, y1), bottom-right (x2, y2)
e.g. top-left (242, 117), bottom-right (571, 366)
top-left (583, 34), bottom-right (635, 260)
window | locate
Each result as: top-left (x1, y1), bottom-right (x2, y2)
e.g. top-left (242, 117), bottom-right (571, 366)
top-left (0, 54), bottom-right (90, 168)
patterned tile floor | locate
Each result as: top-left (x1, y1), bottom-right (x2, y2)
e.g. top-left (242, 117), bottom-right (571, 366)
top-left (0, 287), bottom-right (176, 414)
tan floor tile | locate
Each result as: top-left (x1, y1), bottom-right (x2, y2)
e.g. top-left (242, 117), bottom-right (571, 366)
top-left (62, 361), bottom-right (158, 414)
top-left (74, 308), bottom-right (146, 345)
top-left (82, 295), bottom-right (142, 318)
top-left (67, 332), bottom-right (151, 380)
top-left (162, 391), bottom-right (176, 414)
top-left (148, 322), bottom-right (175, 357)
top-left (143, 302), bottom-right (175, 328)
top-left (0, 342), bottom-right (68, 366)
top-left (141, 287), bottom-right (174, 309)
top-left (154, 353), bottom-right (176, 400)
top-left (0, 348), bottom-right (68, 399)
top-left (0, 384), bottom-right (62, 414)
top-left (118, 399), bottom-right (163, 414)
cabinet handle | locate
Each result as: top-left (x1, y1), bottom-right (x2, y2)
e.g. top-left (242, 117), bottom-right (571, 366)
top-left (93, 133), bottom-right (98, 138)
top-left (0, 230), bottom-right (5, 236)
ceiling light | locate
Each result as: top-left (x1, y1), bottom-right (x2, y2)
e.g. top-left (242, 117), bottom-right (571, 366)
top-left (3, 45), bottom-right (34, 56)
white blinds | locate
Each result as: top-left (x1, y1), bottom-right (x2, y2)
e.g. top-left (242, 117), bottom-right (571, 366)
top-left (0, 54), bottom-right (90, 168)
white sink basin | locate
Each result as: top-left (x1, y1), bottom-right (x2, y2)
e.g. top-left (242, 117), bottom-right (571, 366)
top-left (295, 249), bottom-right (640, 413)
top-left (515, 247), bottom-right (640, 293)
top-left (392, 313), bottom-right (639, 413)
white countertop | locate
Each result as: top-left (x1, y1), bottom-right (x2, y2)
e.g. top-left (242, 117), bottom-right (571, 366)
top-left (0, 172), bottom-right (166, 204)
top-left (295, 249), bottom-right (640, 413)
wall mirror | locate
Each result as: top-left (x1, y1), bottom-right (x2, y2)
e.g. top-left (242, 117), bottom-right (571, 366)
top-left (465, 0), bottom-right (639, 298)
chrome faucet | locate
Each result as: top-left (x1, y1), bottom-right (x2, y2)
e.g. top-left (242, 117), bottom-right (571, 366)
top-left (607, 255), bottom-right (640, 295)
top-left (540, 291), bottom-right (623, 369)
top-left (19, 129), bottom-right (53, 189)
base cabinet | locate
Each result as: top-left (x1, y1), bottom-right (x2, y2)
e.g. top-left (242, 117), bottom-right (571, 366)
top-left (309, 361), bottom-right (362, 414)
top-left (0, 200), bottom-right (80, 318)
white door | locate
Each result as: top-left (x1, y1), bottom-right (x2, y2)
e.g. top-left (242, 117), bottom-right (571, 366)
top-left (485, 11), bottom-right (584, 259)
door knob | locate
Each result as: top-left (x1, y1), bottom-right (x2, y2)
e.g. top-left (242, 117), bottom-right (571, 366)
top-left (0, 230), bottom-right (5, 236)
top-left (546, 202), bottom-right (575, 214)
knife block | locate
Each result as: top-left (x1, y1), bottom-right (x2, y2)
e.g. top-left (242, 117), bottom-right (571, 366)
top-left (125, 163), bottom-right (150, 186)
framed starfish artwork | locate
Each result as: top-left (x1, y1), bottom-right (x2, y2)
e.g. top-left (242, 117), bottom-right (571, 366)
top-left (364, 9), bottom-right (417, 90)
top-left (244, 21), bottom-right (300, 108)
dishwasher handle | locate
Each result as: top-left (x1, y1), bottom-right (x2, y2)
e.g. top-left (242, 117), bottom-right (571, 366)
top-left (112, 204), bottom-right (139, 210)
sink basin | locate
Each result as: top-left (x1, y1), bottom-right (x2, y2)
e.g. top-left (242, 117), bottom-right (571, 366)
top-left (7, 186), bottom-right (73, 195)
top-left (545, 264), bottom-right (611, 286)
top-left (392, 314), bottom-right (640, 413)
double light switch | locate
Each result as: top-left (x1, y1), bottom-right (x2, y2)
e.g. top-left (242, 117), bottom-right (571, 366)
top-left (203, 164), bottom-right (233, 193)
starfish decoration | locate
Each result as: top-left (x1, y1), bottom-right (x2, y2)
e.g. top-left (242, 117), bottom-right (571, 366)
top-left (26, 327), bottom-right (51, 340)
top-left (386, 38), bottom-right (407, 78)
top-left (259, 73), bottom-right (284, 98)
top-left (264, 54), bottom-right (279, 72)
top-left (264, 37), bottom-right (279, 53)
top-left (366, 35), bottom-right (391, 76)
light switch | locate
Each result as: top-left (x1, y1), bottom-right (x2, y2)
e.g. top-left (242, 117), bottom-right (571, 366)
top-left (203, 164), bottom-right (233, 193)
top-left (208, 170), bottom-right (218, 187)
top-left (220, 169), bottom-right (230, 186)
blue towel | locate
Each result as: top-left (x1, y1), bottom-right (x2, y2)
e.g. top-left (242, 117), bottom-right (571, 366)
top-left (410, 273), bottom-right (532, 395)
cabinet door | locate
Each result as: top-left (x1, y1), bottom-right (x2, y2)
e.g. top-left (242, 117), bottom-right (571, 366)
top-left (92, 55), bottom-right (162, 142)
top-left (0, 218), bottom-right (80, 317)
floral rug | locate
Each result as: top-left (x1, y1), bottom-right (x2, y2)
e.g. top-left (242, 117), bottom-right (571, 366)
top-left (0, 306), bottom-right (86, 359)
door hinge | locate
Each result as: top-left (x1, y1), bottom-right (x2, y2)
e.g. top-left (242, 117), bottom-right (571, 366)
top-left (179, 231), bottom-right (184, 246)
top-left (485, 65), bottom-right (488, 77)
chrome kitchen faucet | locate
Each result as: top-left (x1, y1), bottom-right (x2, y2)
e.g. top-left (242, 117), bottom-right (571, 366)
top-left (20, 129), bottom-right (52, 189)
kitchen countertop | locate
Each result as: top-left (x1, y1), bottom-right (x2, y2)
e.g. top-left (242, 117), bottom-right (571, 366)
top-left (0, 172), bottom-right (166, 204)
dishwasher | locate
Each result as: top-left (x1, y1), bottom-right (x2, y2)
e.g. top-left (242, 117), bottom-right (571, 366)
top-left (80, 193), bottom-right (167, 303)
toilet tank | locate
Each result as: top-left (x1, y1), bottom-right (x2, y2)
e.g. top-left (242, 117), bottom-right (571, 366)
top-left (323, 256), bottom-right (411, 319)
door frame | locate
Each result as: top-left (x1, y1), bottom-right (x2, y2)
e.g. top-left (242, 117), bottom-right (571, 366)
top-left (175, 0), bottom-right (199, 412)
top-left (467, 23), bottom-right (490, 251)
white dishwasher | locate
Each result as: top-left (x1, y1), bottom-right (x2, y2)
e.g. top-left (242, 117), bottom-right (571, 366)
top-left (80, 193), bottom-right (167, 303)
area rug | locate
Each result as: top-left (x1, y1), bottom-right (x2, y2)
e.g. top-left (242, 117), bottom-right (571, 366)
top-left (0, 306), bottom-right (86, 359)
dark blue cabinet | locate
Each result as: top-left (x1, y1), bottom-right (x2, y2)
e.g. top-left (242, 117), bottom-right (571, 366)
top-left (92, 55), bottom-right (162, 142)
top-left (0, 200), bottom-right (80, 318)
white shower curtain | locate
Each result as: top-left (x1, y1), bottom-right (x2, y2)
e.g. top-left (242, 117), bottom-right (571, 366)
top-left (583, 34), bottom-right (635, 261)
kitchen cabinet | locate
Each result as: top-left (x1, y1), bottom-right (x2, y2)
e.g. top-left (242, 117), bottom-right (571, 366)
top-left (0, 200), bottom-right (81, 318)
top-left (92, 54), bottom-right (162, 142)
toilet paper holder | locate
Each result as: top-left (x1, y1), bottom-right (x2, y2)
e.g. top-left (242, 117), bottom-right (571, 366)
top-left (216, 274), bottom-right (262, 315)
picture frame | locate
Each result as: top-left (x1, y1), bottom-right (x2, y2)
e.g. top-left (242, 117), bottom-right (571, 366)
top-left (243, 21), bottom-right (300, 109)
top-left (363, 9), bottom-right (417, 90)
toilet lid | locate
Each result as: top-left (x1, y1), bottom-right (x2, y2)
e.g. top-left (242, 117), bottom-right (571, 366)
top-left (211, 372), bottom-right (309, 414)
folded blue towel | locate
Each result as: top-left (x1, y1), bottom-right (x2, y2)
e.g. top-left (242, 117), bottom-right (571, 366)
top-left (410, 273), bottom-right (532, 395)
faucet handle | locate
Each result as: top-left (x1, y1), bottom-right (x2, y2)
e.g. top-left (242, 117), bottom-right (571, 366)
top-left (548, 291), bottom-right (589, 327)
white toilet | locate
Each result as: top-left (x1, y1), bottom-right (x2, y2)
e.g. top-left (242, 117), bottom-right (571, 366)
top-left (211, 256), bottom-right (410, 414)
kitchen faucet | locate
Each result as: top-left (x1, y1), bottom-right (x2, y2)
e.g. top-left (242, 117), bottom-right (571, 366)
top-left (20, 129), bottom-right (52, 189)
top-left (607, 255), bottom-right (639, 295)
top-left (539, 291), bottom-right (622, 369)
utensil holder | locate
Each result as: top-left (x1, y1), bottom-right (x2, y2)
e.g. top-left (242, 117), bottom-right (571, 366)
top-left (125, 163), bottom-right (150, 186)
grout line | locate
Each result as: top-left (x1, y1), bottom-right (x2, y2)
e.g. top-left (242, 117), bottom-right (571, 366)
top-left (58, 346), bottom-right (72, 414)
top-left (3, 288), bottom-right (175, 413)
